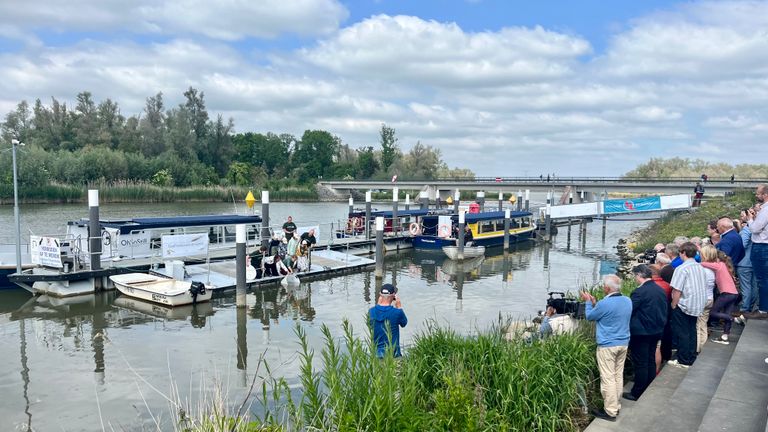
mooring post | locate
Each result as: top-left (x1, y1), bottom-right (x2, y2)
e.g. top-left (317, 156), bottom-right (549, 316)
top-left (546, 191), bottom-right (551, 206)
top-left (374, 217), bottom-right (384, 278)
top-left (348, 196), bottom-right (354, 217)
top-left (545, 202), bottom-right (552, 242)
top-left (498, 191), bottom-right (503, 211)
top-left (458, 210), bottom-right (466, 260)
top-left (260, 191), bottom-right (270, 249)
top-left (392, 187), bottom-right (399, 236)
top-left (569, 192), bottom-right (573, 204)
top-left (477, 191), bottom-right (485, 212)
top-left (524, 189), bottom-right (530, 212)
top-left (236, 305), bottom-right (248, 381)
top-left (405, 193), bottom-right (410, 211)
top-left (503, 208), bottom-right (510, 251)
top-left (453, 189), bottom-right (460, 214)
top-left (517, 190), bottom-right (523, 212)
top-left (88, 190), bottom-right (102, 272)
top-left (236, 224), bottom-right (246, 307)
top-left (365, 191), bottom-right (372, 239)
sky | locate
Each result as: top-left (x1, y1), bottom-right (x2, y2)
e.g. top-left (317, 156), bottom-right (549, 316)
top-left (1, 0), bottom-right (767, 176)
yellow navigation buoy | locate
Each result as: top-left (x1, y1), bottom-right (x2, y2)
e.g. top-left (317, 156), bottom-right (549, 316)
top-left (508, 195), bottom-right (517, 204)
top-left (446, 196), bottom-right (454, 205)
top-left (245, 191), bottom-right (256, 208)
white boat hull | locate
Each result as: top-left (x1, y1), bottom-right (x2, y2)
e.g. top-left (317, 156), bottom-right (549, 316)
top-left (442, 245), bottom-right (485, 260)
top-left (110, 273), bottom-right (212, 306)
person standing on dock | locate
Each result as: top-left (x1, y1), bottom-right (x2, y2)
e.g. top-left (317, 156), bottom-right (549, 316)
top-left (369, 283), bottom-right (408, 358)
top-left (580, 274), bottom-right (632, 421)
top-left (715, 217), bottom-right (745, 266)
top-left (668, 242), bottom-right (708, 368)
top-left (625, 265), bottom-right (668, 401)
top-left (282, 216), bottom-right (297, 240)
top-left (746, 184), bottom-right (768, 318)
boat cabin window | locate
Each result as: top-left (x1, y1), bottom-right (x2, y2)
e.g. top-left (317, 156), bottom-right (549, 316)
top-left (511, 218), bottom-right (520, 228)
top-left (479, 220), bottom-right (497, 234)
top-left (522, 217), bottom-right (531, 227)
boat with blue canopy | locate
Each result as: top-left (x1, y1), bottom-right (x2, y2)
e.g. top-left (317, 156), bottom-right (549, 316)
top-left (412, 210), bottom-right (535, 250)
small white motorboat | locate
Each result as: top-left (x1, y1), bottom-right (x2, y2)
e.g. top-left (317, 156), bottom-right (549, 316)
top-left (110, 273), bottom-right (212, 306)
top-left (441, 245), bottom-right (486, 260)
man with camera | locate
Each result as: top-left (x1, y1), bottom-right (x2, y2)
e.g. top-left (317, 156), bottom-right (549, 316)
top-left (581, 274), bottom-right (632, 421)
top-left (625, 264), bottom-right (668, 401)
top-left (369, 283), bottom-right (408, 358)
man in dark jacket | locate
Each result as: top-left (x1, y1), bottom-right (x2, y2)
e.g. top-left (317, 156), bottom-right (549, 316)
top-left (625, 264), bottom-right (668, 400)
top-left (716, 217), bottom-right (745, 265)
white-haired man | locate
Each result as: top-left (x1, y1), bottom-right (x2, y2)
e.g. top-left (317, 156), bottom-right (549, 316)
top-left (581, 274), bottom-right (633, 421)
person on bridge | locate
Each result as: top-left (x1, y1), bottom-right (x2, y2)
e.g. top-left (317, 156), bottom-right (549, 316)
top-left (693, 182), bottom-right (705, 207)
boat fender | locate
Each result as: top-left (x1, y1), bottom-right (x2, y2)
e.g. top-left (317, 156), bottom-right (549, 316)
top-left (189, 281), bottom-right (206, 304)
top-left (409, 222), bottom-right (421, 236)
top-left (438, 225), bottom-right (450, 237)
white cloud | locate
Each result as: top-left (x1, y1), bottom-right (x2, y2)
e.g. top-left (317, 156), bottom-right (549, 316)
top-left (300, 15), bottom-right (591, 87)
top-left (0, 0), bottom-right (348, 41)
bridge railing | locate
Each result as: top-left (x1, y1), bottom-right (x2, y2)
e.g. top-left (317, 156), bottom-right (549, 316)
top-left (323, 176), bottom-right (766, 184)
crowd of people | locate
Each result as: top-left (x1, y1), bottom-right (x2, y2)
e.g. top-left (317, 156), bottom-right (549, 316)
top-left (250, 215), bottom-right (318, 278)
top-left (583, 183), bottom-right (768, 422)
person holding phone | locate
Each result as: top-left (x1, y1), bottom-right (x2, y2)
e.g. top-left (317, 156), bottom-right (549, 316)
top-left (369, 283), bottom-right (408, 358)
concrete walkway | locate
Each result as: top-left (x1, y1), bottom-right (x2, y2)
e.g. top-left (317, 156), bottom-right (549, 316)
top-left (585, 320), bottom-right (768, 432)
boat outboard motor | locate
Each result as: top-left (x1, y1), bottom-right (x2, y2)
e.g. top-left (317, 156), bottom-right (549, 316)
top-left (189, 281), bottom-right (206, 304)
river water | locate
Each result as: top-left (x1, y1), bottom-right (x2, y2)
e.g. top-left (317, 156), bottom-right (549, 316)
top-left (0, 201), bottom-right (651, 431)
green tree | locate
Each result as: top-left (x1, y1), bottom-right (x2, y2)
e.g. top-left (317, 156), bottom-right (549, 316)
top-left (356, 146), bottom-right (379, 179)
top-left (293, 130), bottom-right (340, 181)
top-left (1, 100), bottom-right (32, 143)
top-left (139, 92), bottom-right (166, 157)
top-left (379, 123), bottom-right (398, 172)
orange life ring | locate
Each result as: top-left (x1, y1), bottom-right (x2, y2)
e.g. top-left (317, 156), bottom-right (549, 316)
top-left (353, 217), bottom-right (363, 229)
top-left (438, 225), bottom-right (450, 237)
top-left (409, 222), bottom-right (421, 236)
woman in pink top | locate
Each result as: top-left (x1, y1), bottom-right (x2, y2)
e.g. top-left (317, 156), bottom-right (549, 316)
top-left (700, 246), bottom-right (739, 344)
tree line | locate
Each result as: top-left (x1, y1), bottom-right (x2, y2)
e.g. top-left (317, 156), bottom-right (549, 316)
top-left (624, 158), bottom-right (768, 179)
top-left (1, 88), bottom-right (473, 189)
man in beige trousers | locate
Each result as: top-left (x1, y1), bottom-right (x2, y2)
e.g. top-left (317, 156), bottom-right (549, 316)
top-left (581, 274), bottom-right (633, 421)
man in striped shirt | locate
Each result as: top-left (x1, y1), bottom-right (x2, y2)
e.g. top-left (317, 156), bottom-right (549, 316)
top-left (668, 242), bottom-right (708, 367)
top-left (746, 184), bottom-right (768, 317)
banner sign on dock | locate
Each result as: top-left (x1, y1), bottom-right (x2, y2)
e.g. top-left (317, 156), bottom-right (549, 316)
top-left (162, 234), bottom-right (209, 258)
top-left (30, 236), bottom-right (63, 268)
top-left (603, 196), bottom-right (661, 214)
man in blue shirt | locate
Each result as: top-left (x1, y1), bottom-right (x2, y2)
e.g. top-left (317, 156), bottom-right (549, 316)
top-left (369, 283), bottom-right (408, 358)
top-left (581, 274), bottom-right (633, 422)
top-left (716, 217), bottom-right (745, 266)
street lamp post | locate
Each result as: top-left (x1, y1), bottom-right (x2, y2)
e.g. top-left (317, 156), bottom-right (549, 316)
top-left (11, 139), bottom-right (23, 274)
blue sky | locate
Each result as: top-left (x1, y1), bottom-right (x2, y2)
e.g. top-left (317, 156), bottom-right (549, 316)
top-left (0, 0), bottom-right (767, 175)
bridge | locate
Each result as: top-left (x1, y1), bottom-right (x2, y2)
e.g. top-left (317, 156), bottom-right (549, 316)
top-left (319, 176), bottom-right (763, 201)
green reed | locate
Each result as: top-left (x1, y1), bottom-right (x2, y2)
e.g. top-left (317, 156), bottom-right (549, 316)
top-left (252, 319), bottom-right (600, 432)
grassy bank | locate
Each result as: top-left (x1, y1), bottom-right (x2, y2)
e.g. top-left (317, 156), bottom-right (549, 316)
top-left (0, 182), bottom-right (318, 204)
top-left (632, 192), bottom-right (755, 252)
top-left (187, 320), bottom-right (602, 432)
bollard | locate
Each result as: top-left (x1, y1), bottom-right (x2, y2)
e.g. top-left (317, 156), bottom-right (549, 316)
top-left (503, 208), bottom-right (510, 251)
top-left (348, 196), bottom-right (354, 217)
top-left (458, 210), bottom-right (466, 260)
top-left (236, 224), bottom-right (247, 307)
top-left (517, 190), bottom-right (522, 211)
top-left (261, 191), bottom-right (270, 249)
top-left (477, 191), bottom-right (485, 212)
top-left (88, 190), bottom-right (102, 272)
top-left (392, 187), bottom-right (399, 236)
top-left (524, 189), bottom-right (530, 212)
top-left (375, 217), bottom-right (384, 278)
top-left (453, 189), bottom-right (460, 215)
top-left (420, 191), bottom-right (428, 210)
top-left (545, 203), bottom-right (552, 242)
top-left (498, 191), bottom-right (503, 211)
top-left (365, 191), bottom-right (372, 239)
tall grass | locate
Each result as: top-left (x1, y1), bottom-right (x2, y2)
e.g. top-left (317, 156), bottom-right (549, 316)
top-left (0, 181), bottom-right (318, 204)
top-left (253, 319), bottom-right (600, 432)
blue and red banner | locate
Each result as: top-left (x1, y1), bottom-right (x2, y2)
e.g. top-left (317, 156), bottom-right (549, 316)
top-left (603, 196), bottom-right (661, 214)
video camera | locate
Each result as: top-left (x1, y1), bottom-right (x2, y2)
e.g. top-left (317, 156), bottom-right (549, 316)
top-left (545, 292), bottom-right (585, 318)
top-left (641, 248), bottom-right (657, 264)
